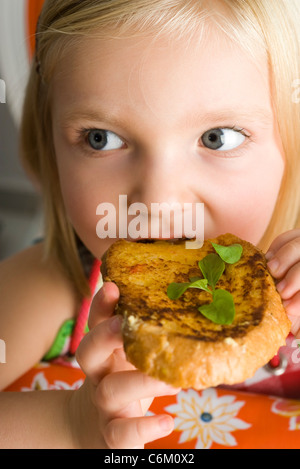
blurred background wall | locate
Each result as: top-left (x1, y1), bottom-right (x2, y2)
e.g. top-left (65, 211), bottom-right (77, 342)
top-left (0, 95), bottom-right (42, 260)
top-left (0, 0), bottom-right (43, 260)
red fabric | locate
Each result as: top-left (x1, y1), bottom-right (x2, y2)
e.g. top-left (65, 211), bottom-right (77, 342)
top-left (69, 259), bottom-right (101, 355)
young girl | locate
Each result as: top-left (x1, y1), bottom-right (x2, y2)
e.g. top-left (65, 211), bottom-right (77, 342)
top-left (1, 0), bottom-right (300, 449)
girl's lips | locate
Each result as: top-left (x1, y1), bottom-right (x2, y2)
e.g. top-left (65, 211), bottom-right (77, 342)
top-left (129, 236), bottom-right (192, 243)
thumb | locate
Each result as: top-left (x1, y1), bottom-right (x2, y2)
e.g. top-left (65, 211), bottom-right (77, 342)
top-left (88, 282), bottom-right (120, 329)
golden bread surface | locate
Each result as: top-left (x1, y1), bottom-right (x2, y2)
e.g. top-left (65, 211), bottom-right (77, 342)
top-left (101, 234), bottom-right (291, 389)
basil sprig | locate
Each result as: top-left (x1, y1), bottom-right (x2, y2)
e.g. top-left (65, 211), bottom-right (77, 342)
top-left (167, 243), bottom-right (243, 325)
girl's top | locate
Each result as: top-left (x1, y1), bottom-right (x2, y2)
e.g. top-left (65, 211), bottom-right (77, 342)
top-left (4, 242), bottom-right (300, 449)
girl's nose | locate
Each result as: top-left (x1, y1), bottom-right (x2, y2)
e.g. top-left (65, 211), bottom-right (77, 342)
top-left (126, 146), bottom-right (200, 240)
top-left (128, 146), bottom-right (190, 208)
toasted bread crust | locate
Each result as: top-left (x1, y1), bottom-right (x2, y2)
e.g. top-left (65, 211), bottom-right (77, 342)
top-left (101, 234), bottom-right (291, 389)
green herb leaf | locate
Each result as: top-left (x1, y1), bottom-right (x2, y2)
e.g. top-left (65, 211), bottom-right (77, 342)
top-left (212, 243), bottom-right (243, 264)
top-left (167, 242), bottom-right (242, 325)
top-left (198, 289), bottom-right (235, 325)
top-left (167, 278), bottom-right (210, 300)
top-left (198, 253), bottom-right (225, 290)
top-left (189, 276), bottom-right (202, 283)
top-left (167, 283), bottom-right (192, 300)
top-left (188, 278), bottom-right (210, 293)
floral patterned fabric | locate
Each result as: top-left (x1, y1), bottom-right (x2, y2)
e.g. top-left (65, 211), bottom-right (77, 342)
top-left (5, 360), bottom-right (300, 449)
top-left (147, 387), bottom-right (300, 449)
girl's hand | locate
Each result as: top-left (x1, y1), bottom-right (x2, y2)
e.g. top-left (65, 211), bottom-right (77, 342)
top-left (267, 229), bottom-right (300, 338)
top-left (70, 282), bottom-right (179, 449)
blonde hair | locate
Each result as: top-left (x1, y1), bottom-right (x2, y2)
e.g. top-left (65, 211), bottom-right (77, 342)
top-left (21, 0), bottom-right (300, 299)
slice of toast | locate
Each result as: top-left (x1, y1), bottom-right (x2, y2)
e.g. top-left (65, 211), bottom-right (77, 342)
top-left (101, 233), bottom-right (291, 389)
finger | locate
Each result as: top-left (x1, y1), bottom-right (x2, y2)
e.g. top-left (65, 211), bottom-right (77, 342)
top-left (266, 229), bottom-right (300, 260)
top-left (96, 370), bottom-right (180, 416)
top-left (267, 237), bottom-right (300, 279)
top-left (104, 414), bottom-right (174, 449)
top-left (283, 291), bottom-right (300, 338)
top-left (76, 315), bottom-right (123, 384)
top-left (276, 262), bottom-right (300, 300)
top-left (88, 282), bottom-right (120, 329)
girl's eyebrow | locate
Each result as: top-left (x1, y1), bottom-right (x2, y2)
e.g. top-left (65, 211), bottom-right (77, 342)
top-left (60, 109), bottom-right (126, 128)
top-left (185, 107), bottom-right (274, 129)
top-left (60, 106), bottom-right (273, 129)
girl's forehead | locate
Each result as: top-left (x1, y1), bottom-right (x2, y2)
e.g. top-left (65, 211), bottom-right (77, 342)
top-left (52, 17), bottom-right (267, 77)
top-left (51, 26), bottom-right (272, 127)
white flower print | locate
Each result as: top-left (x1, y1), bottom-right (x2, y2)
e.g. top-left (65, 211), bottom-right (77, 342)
top-left (271, 398), bottom-right (300, 431)
top-left (165, 388), bottom-right (251, 449)
top-left (21, 372), bottom-right (83, 392)
top-left (49, 379), bottom-right (84, 390)
top-left (21, 372), bottom-right (50, 392)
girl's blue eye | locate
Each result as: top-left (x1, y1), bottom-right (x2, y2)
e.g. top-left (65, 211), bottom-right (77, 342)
top-left (201, 128), bottom-right (246, 151)
top-left (87, 129), bottom-right (124, 151)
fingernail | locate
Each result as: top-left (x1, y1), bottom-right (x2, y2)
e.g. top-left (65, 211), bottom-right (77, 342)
top-left (267, 258), bottom-right (279, 274)
top-left (276, 280), bottom-right (286, 294)
top-left (265, 251), bottom-right (274, 261)
top-left (164, 384), bottom-right (181, 394)
top-left (158, 415), bottom-right (174, 432)
top-left (99, 283), bottom-right (107, 298)
top-left (109, 315), bottom-right (122, 334)
top-left (283, 299), bottom-right (292, 308)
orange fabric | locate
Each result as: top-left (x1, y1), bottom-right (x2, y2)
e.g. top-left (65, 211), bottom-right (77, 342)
top-left (5, 361), bottom-right (85, 392)
top-left (146, 387), bottom-right (300, 449)
top-left (4, 362), bottom-right (300, 449)
top-left (26, 0), bottom-right (44, 60)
